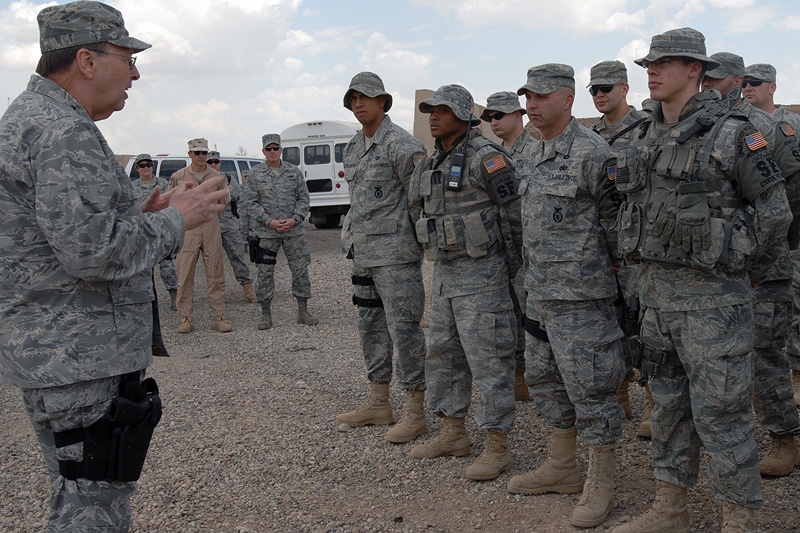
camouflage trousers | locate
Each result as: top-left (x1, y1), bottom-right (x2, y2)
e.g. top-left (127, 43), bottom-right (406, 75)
top-left (21, 374), bottom-right (140, 532)
top-left (426, 286), bottom-right (516, 433)
top-left (641, 304), bottom-right (763, 508)
top-left (526, 298), bottom-right (626, 445)
top-left (351, 262), bottom-right (426, 390)
top-left (752, 284), bottom-right (800, 436)
top-left (615, 264), bottom-right (641, 381)
top-left (157, 257), bottom-right (177, 292)
top-left (510, 273), bottom-right (526, 371)
top-left (787, 249), bottom-right (800, 370)
top-left (220, 214), bottom-right (252, 285)
top-left (255, 235), bottom-right (311, 302)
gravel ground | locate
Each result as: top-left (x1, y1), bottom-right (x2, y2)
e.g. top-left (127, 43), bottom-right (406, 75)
top-left (1, 227), bottom-right (799, 532)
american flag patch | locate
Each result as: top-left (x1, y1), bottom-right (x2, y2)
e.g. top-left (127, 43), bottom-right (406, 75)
top-left (607, 165), bottom-right (617, 181)
top-left (780, 124), bottom-right (797, 136)
top-left (745, 131), bottom-right (767, 151)
top-left (484, 155), bottom-right (507, 173)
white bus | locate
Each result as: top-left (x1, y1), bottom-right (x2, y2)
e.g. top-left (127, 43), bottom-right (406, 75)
top-left (280, 120), bottom-right (360, 229)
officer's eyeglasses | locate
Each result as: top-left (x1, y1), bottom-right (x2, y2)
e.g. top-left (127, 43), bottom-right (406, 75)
top-left (264, 146), bottom-right (281, 152)
top-left (741, 79), bottom-right (765, 88)
top-left (207, 160), bottom-right (220, 164)
top-left (96, 50), bottom-right (137, 70)
top-left (137, 163), bottom-right (152, 168)
top-left (589, 85), bottom-right (615, 96)
top-left (488, 112), bottom-right (506, 121)
top-left (192, 151), bottom-right (208, 156)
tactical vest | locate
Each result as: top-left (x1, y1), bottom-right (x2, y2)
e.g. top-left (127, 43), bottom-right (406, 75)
top-left (414, 135), bottom-right (503, 262)
top-left (616, 100), bottom-right (754, 273)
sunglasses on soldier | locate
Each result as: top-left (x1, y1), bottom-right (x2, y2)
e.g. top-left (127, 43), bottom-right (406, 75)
top-left (191, 151), bottom-right (208, 156)
top-left (207, 159), bottom-right (220, 164)
top-left (136, 163), bottom-right (152, 168)
top-left (589, 85), bottom-right (615, 96)
top-left (488, 112), bottom-right (506, 121)
top-left (741, 79), bottom-right (765, 88)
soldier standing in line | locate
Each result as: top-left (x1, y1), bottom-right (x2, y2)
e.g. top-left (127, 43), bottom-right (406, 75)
top-left (169, 138), bottom-right (232, 334)
top-left (480, 91), bottom-right (535, 403)
top-left (407, 84), bottom-right (522, 481)
top-left (611, 28), bottom-right (791, 533)
top-left (335, 72), bottom-right (429, 443)
top-left (206, 150), bottom-right (257, 304)
top-left (0, 1), bottom-right (227, 528)
top-left (509, 64), bottom-right (626, 529)
top-left (588, 59), bottom-right (653, 437)
top-left (246, 134), bottom-right (318, 330)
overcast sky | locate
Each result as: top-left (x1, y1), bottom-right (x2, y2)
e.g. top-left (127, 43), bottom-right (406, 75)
top-left (1, 0), bottom-right (799, 156)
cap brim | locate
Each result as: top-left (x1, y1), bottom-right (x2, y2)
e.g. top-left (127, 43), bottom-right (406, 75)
top-left (635, 51), bottom-right (719, 71)
top-left (110, 36), bottom-right (152, 54)
top-left (517, 83), bottom-right (558, 96)
top-left (586, 78), bottom-right (625, 87)
top-left (343, 86), bottom-right (393, 112)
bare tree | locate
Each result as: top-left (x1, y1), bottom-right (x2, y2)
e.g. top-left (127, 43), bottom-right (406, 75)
top-left (234, 146), bottom-right (249, 156)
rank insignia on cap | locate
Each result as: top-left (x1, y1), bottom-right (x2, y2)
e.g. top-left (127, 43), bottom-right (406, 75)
top-left (780, 124), bottom-right (797, 137)
top-left (607, 165), bottom-right (617, 181)
top-left (484, 155), bottom-right (507, 174)
top-left (745, 131), bottom-right (767, 151)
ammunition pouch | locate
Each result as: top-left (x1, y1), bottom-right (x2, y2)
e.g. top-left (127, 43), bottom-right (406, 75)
top-left (54, 374), bottom-right (162, 482)
top-left (640, 344), bottom-right (686, 379)
top-left (523, 315), bottom-right (549, 343)
top-left (414, 212), bottom-right (496, 261)
top-left (248, 237), bottom-right (277, 264)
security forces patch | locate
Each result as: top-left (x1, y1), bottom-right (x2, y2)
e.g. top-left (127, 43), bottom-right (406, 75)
top-left (374, 186), bottom-right (383, 199)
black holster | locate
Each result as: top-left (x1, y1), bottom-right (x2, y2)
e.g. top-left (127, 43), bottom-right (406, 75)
top-left (54, 373), bottom-right (162, 482)
top-left (248, 237), bottom-right (277, 264)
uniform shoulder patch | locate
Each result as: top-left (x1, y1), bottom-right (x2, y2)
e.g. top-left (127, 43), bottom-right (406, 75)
top-left (780, 124), bottom-right (797, 137)
top-left (484, 154), bottom-right (507, 174)
top-left (745, 131), bottom-right (768, 151)
top-left (412, 153), bottom-right (426, 167)
top-left (606, 165), bottom-right (617, 181)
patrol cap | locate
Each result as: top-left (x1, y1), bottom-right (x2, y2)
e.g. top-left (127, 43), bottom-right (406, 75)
top-left (261, 133), bottom-right (281, 147)
top-left (634, 27), bottom-right (719, 70)
top-left (419, 84), bottom-right (480, 125)
top-left (517, 64), bottom-right (575, 95)
top-left (37, 1), bottom-right (151, 54)
top-left (705, 52), bottom-right (745, 79)
top-left (188, 138), bottom-right (208, 151)
top-left (133, 153), bottom-right (152, 165)
top-left (207, 150), bottom-right (220, 160)
top-left (641, 98), bottom-right (657, 114)
top-left (343, 72), bottom-right (393, 112)
top-left (744, 63), bottom-right (776, 83)
top-left (480, 91), bottom-right (524, 121)
top-left (587, 60), bottom-right (627, 87)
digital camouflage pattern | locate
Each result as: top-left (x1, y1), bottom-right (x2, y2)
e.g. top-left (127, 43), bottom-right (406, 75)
top-left (587, 60), bottom-right (627, 86)
top-left (408, 126), bottom-right (521, 432)
top-left (520, 116), bottom-right (626, 444)
top-left (219, 177), bottom-right (253, 285)
top-left (342, 114), bottom-right (426, 389)
top-left (591, 106), bottom-right (649, 148)
top-left (246, 160), bottom-right (312, 302)
top-left (0, 75), bottom-right (185, 388)
top-left (131, 174), bottom-right (178, 291)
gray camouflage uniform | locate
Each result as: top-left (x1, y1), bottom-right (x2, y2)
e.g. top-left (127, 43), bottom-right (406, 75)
top-left (131, 174), bottom-right (178, 292)
top-left (409, 90), bottom-right (522, 433)
top-left (342, 115), bottom-right (427, 389)
top-left (618, 81), bottom-right (791, 507)
top-left (521, 115), bottom-right (626, 444)
top-left (219, 174), bottom-right (253, 285)
top-left (246, 160), bottom-right (312, 302)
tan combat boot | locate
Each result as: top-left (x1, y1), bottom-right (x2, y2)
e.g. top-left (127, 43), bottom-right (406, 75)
top-left (514, 368), bottom-right (530, 401)
top-left (721, 503), bottom-right (756, 532)
top-left (794, 370), bottom-right (800, 407)
top-left (297, 297), bottom-right (319, 326)
top-left (213, 318), bottom-right (232, 333)
top-left (758, 434), bottom-right (800, 477)
top-left (571, 444), bottom-right (615, 527)
top-left (611, 480), bottom-right (689, 533)
top-left (465, 431), bottom-right (513, 480)
top-left (336, 382), bottom-right (393, 427)
top-left (242, 282), bottom-right (257, 303)
top-left (410, 416), bottom-right (469, 459)
top-left (507, 427), bottom-right (582, 495)
top-left (176, 317), bottom-right (194, 333)
top-left (616, 378), bottom-right (632, 419)
top-left (385, 390), bottom-right (427, 443)
top-left (637, 384), bottom-right (653, 439)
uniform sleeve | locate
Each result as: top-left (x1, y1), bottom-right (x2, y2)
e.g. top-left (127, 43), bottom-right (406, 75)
top-left (245, 171), bottom-right (270, 227)
top-left (591, 151), bottom-right (623, 260)
top-left (33, 117), bottom-right (184, 282)
top-left (391, 136), bottom-right (427, 195)
top-left (407, 159), bottom-right (426, 225)
top-left (293, 165), bottom-right (310, 222)
top-left (478, 150), bottom-right (523, 275)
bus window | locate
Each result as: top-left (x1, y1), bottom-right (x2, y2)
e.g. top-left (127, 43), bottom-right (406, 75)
top-left (283, 147), bottom-right (300, 166)
top-left (304, 145), bottom-right (330, 165)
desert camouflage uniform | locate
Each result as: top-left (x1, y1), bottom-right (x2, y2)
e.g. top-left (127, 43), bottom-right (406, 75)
top-left (132, 175), bottom-right (178, 292)
top-left (618, 90), bottom-right (792, 507)
top-left (341, 115), bottom-right (427, 389)
top-left (219, 175), bottom-right (253, 285)
top-left (521, 117), bottom-right (626, 444)
top-left (169, 165), bottom-right (228, 322)
top-left (246, 160), bottom-right (312, 302)
top-left (0, 75), bottom-right (185, 530)
top-left (409, 128), bottom-right (522, 432)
